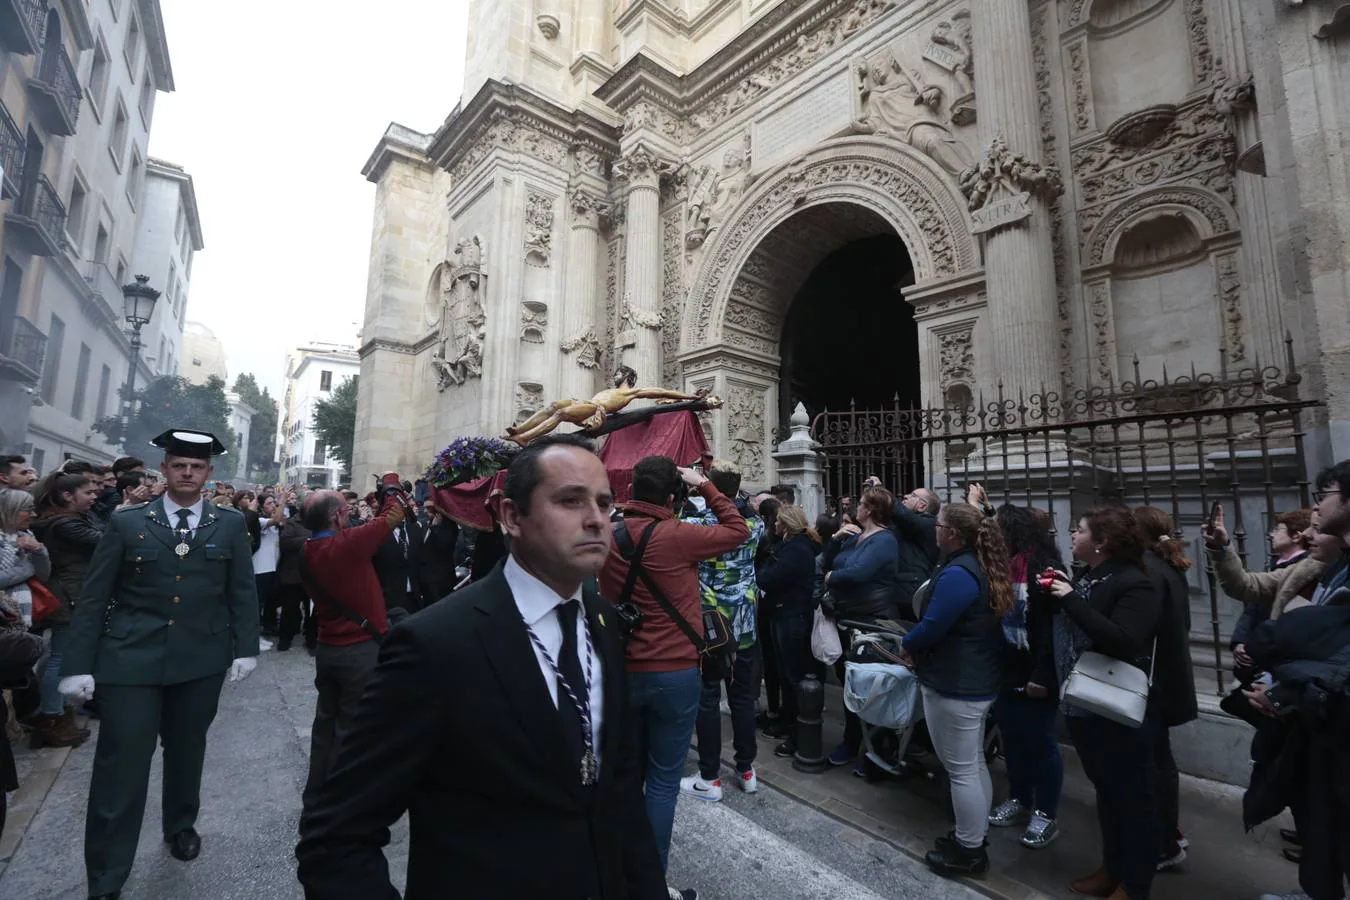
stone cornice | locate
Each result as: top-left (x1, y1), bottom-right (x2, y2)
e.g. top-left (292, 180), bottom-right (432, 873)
top-left (425, 80), bottom-right (622, 180)
top-left (362, 123), bottom-right (435, 183)
top-left (358, 331), bottom-right (439, 360)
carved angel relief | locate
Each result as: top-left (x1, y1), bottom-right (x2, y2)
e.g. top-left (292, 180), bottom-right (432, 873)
top-left (959, 137), bottom-right (1063, 235)
top-left (431, 235), bottom-right (487, 392)
top-left (524, 194), bottom-right (554, 266)
top-left (852, 49), bottom-right (973, 177)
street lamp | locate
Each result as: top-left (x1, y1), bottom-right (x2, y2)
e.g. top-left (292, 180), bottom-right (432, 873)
top-left (120, 274), bottom-right (160, 441)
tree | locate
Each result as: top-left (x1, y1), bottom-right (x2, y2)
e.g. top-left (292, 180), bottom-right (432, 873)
top-left (94, 375), bottom-right (237, 478)
top-left (232, 372), bottom-right (280, 482)
top-left (311, 375), bottom-right (358, 476)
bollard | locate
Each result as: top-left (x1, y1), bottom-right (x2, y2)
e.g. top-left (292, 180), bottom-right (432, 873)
top-left (792, 675), bottom-right (829, 774)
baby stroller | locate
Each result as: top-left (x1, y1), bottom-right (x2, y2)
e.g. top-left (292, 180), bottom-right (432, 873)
top-left (838, 618), bottom-right (1001, 780)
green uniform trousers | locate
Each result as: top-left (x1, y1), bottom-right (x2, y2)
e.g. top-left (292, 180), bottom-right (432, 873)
top-left (85, 672), bottom-right (226, 896)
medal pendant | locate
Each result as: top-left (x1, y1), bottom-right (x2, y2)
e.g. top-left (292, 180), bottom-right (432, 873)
top-left (581, 749), bottom-right (598, 786)
top-left (174, 542), bottom-right (190, 558)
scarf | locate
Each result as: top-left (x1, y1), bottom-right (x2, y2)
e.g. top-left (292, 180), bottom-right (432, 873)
top-left (1002, 553), bottom-right (1030, 651)
top-left (1054, 567), bottom-right (1114, 716)
top-left (0, 532), bottom-right (34, 626)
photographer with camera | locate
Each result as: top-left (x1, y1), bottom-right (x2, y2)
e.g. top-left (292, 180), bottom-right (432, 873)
top-left (599, 455), bottom-right (748, 890)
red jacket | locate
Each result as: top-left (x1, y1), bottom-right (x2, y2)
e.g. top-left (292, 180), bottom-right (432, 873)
top-left (599, 482), bottom-right (749, 672)
top-left (304, 517), bottom-right (392, 647)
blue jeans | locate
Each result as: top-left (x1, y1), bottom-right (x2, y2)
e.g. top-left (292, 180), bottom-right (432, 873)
top-left (992, 693), bottom-right (1064, 817)
top-left (696, 643), bottom-right (760, 779)
top-left (628, 666), bottom-right (701, 872)
top-left (39, 623), bottom-right (69, 715)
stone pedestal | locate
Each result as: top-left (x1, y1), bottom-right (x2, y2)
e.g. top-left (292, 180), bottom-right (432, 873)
top-left (970, 0), bottom-right (1061, 397)
top-left (771, 403), bottom-right (825, 523)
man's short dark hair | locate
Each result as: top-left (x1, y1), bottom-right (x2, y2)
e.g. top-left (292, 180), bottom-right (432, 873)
top-left (301, 492), bottom-right (344, 532)
top-left (112, 457), bottom-right (144, 474)
top-left (1315, 461), bottom-right (1350, 497)
top-left (631, 455), bottom-right (680, 507)
top-left (92, 465), bottom-right (112, 477)
top-left (770, 483), bottom-right (795, 504)
top-left (116, 471), bottom-right (145, 494)
top-left (61, 459), bottom-right (95, 475)
top-left (707, 459), bottom-right (742, 499)
top-left (502, 433), bottom-right (596, 516)
top-left (0, 455), bottom-right (24, 476)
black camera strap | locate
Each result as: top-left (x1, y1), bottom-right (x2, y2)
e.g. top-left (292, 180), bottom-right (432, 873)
top-left (298, 546), bottom-right (386, 645)
top-left (612, 518), bottom-right (706, 653)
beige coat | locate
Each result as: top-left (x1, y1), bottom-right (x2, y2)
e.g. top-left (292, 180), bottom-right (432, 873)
top-left (1208, 544), bottom-right (1325, 620)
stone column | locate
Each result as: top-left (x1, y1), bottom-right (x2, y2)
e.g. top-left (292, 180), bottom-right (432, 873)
top-left (968, 0), bottom-right (1062, 397)
top-left (613, 144), bottom-right (669, 378)
top-left (559, 190), bottom-right (606, 400)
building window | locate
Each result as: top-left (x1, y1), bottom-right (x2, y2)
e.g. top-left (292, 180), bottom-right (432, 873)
top-left (66, 173), bottom-right (88, 251)
top-left (314, 441), bottom-right (326, 465)
top-left (88, 36), bottom-right (110, 116)
top-left (126, 147), bottom-right (143, 210)
top-left (114, 257), bottom-right (127, 285)
top-left (32, 448), bottom-right (44, 476)
top-left (124, 12), bottom-right (141, 75)
top-left (71, 343), bottom-right (91, 419)
top-left (137, 68), bottom-right (154, 127)
top-left (41, 314), bottom-right (64, 405)
top-left (109, 98), bottom-right (128, 170)
top-left (97, 364), bottom-right (111, 417)
top-left (319, 370), bottom-right (333, 391)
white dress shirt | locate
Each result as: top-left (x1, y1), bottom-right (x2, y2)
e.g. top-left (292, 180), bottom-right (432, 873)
top-left (162, 496), bottom-right (205, 533)
top-left (504, 555), bottom-right (604, 763)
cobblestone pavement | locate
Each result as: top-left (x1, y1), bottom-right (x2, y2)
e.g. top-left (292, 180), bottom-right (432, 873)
top-left (0, 646), bottom-right (985, 900)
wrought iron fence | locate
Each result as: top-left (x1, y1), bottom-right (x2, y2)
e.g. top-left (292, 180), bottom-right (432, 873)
top-left (0, 102), bottom-right (24, 200)
top-left (6, 315), bottom-right (47, 376)
top-left (35, 43), bottom-right (79, 129)
top-left (811, 339), bottom-right (1320, 696)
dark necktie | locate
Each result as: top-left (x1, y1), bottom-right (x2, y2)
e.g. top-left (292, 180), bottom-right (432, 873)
top-left (175, 509), bottom-right (192, 541)
top-left (555, 600), bottom-right (589, 769)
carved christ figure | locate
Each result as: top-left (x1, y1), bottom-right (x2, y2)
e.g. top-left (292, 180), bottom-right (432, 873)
top-left (504, 365), bottom-right (721, 446)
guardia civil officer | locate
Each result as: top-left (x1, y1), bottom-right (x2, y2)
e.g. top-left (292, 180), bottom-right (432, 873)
top-left (59, 429), bottom-right (260, 900)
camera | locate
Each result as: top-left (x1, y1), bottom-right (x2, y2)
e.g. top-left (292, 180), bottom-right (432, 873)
top-left (613, 601), bottom-right (644, 639)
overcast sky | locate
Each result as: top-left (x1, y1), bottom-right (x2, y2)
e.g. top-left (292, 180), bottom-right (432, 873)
top-left (147, 1), bottom-right (469, 398)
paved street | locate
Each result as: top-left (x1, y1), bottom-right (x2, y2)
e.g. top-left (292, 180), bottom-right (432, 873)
top-left (0, 647), bottom-right (984, 900)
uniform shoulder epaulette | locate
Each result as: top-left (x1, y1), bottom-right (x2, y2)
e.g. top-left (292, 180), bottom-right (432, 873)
top-left (112, 502), bottom-right (149, 515)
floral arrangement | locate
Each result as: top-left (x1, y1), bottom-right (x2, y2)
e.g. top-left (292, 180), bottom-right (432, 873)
top-left (424, 436), bottom-right (518, 487)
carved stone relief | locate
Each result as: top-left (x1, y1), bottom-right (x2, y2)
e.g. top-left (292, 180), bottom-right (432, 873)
top-left (960, 137), bottom-right (1063, 234)
top-left (687, 0), bottom-right (895, 137)
top-left (624, 99), bottom-right (684, 144)
top-left (520, 300), bottom-right (548, 343)
top-left (448, 114), bottom-right (569, 189)
top-left (431, 235), bottom-right (487, 391)
top-left (1066, 40), bottom-right (1093, 135)
top-left (938, 327), bottom-right (974, 388)
top-left (925, 10), bottom-right (975, 125)
top-left (602, 238), bottom-right (619, 376)
top-left (661, 211), bottom-right (685, 388)
top-left (1216, 251), bottom-right (1245, 362)
top-left (1210, 74), bottom-right (1256, 117)
top-left (524, 193), bottom-right (554, 266)
top-left (561, 327), bottom-right (601, 370)
top-left (1087, 280), bottom-right (1116, 386)
top-left (684, 134), bottom-right (753, 253)
top-left (851, 49), bottom-right (974, 176)
top-left (515, 381), bottom-right (545, 422)
top-left (613, 143), bottom-right (674, 189)
top-left (726, 385), bottom-right (766, 481)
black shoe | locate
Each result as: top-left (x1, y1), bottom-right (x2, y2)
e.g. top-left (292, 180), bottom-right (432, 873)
top-left (166, 828), bottom-right (201, 861)
top-left (773, 740), bottom-right (797, 758)
top-left (89, 893), bottom-right (120, 899)
top-left (925, 840), bottom-right (989, 878)
top-left (761, 721), bottom-right (791, 739)
top-left (277, 639), bottom-right (292, 652)
top-left (754, 710), bottom-right (781, 730)
top-left (935, 830), bottom-right (989, 852)
top-left (1280, 827), bottom-right (1302, 846)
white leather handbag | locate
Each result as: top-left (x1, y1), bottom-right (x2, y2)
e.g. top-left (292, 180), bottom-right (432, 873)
top-left (1062, 639), bottom-right (1156, 728)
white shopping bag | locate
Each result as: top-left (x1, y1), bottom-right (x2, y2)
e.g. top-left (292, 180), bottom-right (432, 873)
top-left (810, 606), bottom-right (843, 665)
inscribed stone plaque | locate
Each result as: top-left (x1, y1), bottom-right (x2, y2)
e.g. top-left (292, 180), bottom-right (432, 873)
top-left (922, 42), bottom-right (961, 72)
top-left (752, 71), bottom-right (852, 171)
top-left (970, 193), bottom-right (1033, 235)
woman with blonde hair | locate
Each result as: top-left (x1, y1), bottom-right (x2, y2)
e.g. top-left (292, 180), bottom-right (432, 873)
top-left (901, 501), bottom-right (1012, 877)
top-left (757, 506), bottom-right (820, 757)
top-left (0, 488), bottom-right (49, 628)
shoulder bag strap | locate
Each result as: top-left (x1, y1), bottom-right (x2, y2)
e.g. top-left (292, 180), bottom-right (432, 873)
top-left (614, 518), bottom-right (706, 653)
top-left (298, 546), bottom-right (385, 644)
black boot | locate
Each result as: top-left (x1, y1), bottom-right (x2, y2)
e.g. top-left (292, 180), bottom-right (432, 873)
top-left (925, 839), bottom-right (989, 877)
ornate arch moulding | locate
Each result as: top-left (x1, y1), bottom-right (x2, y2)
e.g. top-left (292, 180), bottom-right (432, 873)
top-left (1082, 184), bottom-right (1240, 272)
top-left (679, 136), bottom-right (980, 355)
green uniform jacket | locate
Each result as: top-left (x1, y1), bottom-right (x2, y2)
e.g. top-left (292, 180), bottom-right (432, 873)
top-left (62, 498), bottom-right (261, 686)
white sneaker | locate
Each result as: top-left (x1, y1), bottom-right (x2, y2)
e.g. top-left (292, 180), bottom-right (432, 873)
top-left (679, 775), bottom-right (722, 802)
top-left (258, 637), bottom-right (274, 652)
top-left (736, 768), bottom-right (758, 793)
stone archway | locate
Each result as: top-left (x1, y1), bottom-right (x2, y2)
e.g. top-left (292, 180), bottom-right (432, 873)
top-left (676, 136), bottom-right (982, 486)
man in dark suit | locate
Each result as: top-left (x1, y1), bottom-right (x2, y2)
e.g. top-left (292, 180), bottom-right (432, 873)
top-left (371, 472), bottom-right (426, 613)
top-left (296, 433), bottom-right (667, 900)
top-left (417, 498), bottom-right (459, 603)
top-left (59, 429), bottom-right (259, 900)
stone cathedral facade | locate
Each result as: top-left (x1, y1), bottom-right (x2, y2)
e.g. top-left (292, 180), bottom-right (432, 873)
top-left (352, 0), bottom-right (1350, 489)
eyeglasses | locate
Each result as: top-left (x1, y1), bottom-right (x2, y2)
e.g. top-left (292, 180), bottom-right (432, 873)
top-left (1315, 489), bottom-right (1343, 502)
top-left (935, 522), bottom-right (954, 532)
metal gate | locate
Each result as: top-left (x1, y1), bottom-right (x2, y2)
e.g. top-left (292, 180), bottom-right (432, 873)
top-left (811, 342), bottom-right (1320, 694)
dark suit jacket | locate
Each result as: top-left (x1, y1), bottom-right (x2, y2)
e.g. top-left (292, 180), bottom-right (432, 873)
top-left (295, 564), bottom-right (666, 900)
top-left (417, 519), bottom-right (459, 604)
top-left (372, 519), bottom-right (424, 610)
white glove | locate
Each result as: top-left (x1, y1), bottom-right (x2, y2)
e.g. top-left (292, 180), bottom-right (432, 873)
top-left (228, 657), bottom-right (258, 683)
top-left (59, 674), bottom-right (96, 701)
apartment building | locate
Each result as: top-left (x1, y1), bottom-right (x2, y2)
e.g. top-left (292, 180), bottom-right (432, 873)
top-left (279, 342), bottom-right (358, 489)
top-left (132, 156), bottom-right (202, 379)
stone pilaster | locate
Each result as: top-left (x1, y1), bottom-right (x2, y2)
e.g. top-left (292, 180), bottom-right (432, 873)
top-left (969, 0), bottom-right (1062, 397)
top-left (559, 190), bottom-right (607, 400)
top-left (613, 143), bottom-right (670, 379)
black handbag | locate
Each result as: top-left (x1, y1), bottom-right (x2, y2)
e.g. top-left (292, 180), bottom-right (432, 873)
top-left (613, 519), bottom-right (735, 681)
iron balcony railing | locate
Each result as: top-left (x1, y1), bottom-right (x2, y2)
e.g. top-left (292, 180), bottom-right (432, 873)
top-left (29, 42), bottom-right (79, 135)
top-left (21, 173), bottom-right (67, 244)
top-left (0, 0), bottom-right (47, 56)
top-left (4, 315), bottom-right (46, 379)
top-left (0, 101), bottom-right (24, 199)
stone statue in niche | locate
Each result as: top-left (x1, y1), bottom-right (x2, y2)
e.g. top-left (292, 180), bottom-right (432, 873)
top-left (926, 10), bottom-right (975, 125)
top-left (685, 134), bottom-right (754, 251)
top-left (431, 235), bottom-right (487, 391)
top-left (524, 194), bottom-right (554, 266)
top-left (503, 365), bottom-right (721, 446)
top-left (852, 50), bottom-right (973, 176)
top-left (520, 300), bottom-right (548, 343)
